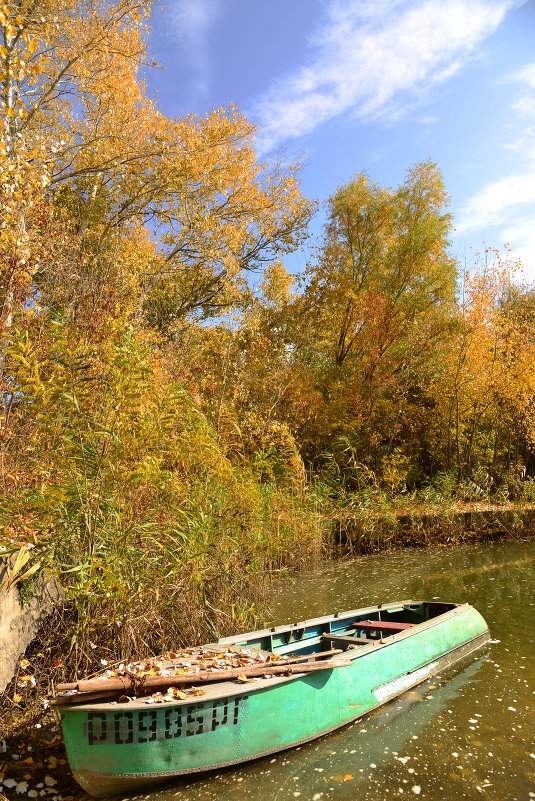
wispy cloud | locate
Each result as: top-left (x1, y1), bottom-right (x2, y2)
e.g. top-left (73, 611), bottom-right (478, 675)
top-left (251, 0), bottom-right (517, 153)
top-left (457, 177), bottom-right (535, 272)
top-left (455, 150), bottom-right (535, 234)
top-left (457, 65), bottom-right (535, 219)
top-left (509, 62), bottom-right (535, 89)
top-left (456, 60), bottom-right (535, 274)
top-left (163, 0), bottom-right (222, 96)
top-left (508, 62), bottom-right (535, 118)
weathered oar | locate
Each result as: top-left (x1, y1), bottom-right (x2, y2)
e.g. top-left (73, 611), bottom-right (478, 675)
top-left (56, 648), bottom-right (343, 694)
top-left (52, 657), bottom-right (350, 704)
top-left (50, 689), bottom-right (122, 706)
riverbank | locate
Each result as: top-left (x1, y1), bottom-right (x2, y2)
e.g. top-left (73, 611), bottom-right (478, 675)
top-left (331, 503), bottom-right (535, 554)
top-left (1, 502), bottom-right (535, 800)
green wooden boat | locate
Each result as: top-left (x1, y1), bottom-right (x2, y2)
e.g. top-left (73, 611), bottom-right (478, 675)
top-left (57, 599), bottom-right (489, 797)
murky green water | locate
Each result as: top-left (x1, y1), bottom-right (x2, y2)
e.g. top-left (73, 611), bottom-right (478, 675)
top-left (149, 539), bottom-right (535, 801)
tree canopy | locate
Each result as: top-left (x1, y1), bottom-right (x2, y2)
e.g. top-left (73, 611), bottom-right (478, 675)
top-left (2, 0), bottom-right (535, 664)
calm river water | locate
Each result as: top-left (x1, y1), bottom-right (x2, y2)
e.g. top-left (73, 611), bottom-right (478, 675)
top-left (150, 539), bottom-right (535, 801)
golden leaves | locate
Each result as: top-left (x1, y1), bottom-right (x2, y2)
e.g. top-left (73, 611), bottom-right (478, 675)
top-left (166, 687), bottom-right (188, 700)
top-left (440, 249), bottom-right (535, 465)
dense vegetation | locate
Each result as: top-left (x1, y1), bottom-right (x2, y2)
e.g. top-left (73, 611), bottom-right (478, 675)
top-left (1, 0), bottom-right (535, 676)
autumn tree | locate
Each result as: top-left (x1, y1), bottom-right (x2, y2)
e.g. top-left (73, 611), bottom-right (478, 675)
top-left (1, 0), bottom-right (315, 500)
top-left (41, 104), bottom-right (314, 335)
top-left (0, 0), bottom-right (155, 333)
top-left (140, 115), bottom-right (314, 333)
top-left (299, 162), bottom-right (457, 481)
top-left (0, 0), bottom-right (315, 343)
top-left (184, 264), bottom-right (320, 485)
top-left (431, 250), bottom-right (535, 486)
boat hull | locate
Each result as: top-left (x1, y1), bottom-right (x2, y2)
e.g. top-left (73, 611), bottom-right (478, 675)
top-left (60, 604), bottom-right (490, 797)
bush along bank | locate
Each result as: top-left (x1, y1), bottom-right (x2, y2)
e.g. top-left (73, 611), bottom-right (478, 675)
top-left (316, 471), bottom-right (535, 555)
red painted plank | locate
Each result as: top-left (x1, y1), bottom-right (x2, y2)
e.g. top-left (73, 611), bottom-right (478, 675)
top-left (351, 620), bottom-right (413, 633)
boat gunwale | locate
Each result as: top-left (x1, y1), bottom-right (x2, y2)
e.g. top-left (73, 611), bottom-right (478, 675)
top-left (216, 598), bottom-right (435, 642)
top-left (64, 601), bottom-right (482, 712)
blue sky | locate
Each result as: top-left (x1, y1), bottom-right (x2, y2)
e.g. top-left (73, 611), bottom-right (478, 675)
top-left (147, 0), bottom-right (535, 279)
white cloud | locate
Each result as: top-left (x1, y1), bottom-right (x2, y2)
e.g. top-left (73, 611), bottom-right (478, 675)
top-left (505, 62), bottom-right (535, 117)
top-left (509, 61), bottom-right (535, 89)
top-left (164, 0), bottom-right (222, 96)
top-left (251, 0), bottom-right (517, 153)
top-left (512, 95), bottom-right (535, 116)
top-left (456, 60), bottom-right (535, 276)
top-left (456, 62), bottom-right (535, 234)
top-left (455, 161), bottom-right (535, 234)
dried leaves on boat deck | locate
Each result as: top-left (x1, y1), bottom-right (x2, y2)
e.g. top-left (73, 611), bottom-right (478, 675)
top-left (105, 645), bottom-right (276, 703)
top-left (111, 644), bottom-right (275, 679)
top-left (53, 645), bottom-right (346, 705)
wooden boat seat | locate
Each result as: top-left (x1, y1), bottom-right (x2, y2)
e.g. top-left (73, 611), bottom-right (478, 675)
top-left (320, 633), bottom-right (369, 647)
top-left (351, 620), bottom-right (413, 633)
